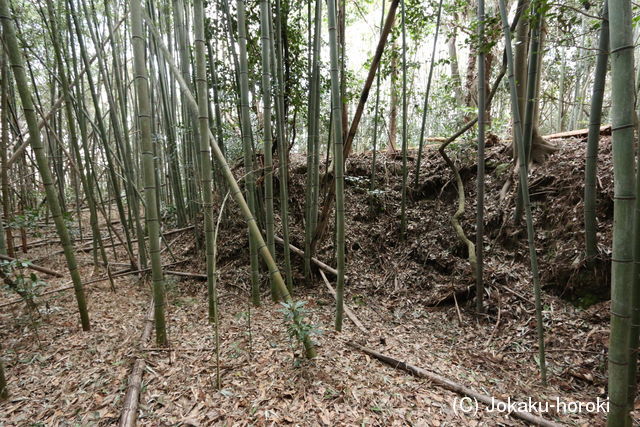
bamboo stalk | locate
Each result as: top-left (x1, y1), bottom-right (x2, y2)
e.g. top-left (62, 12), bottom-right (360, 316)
top-left (0, 0), bottom-right (90, 331)
top-left (319, 270), bottom-right (366, 334)
top-left (0, 254), bottom-right (63, 277)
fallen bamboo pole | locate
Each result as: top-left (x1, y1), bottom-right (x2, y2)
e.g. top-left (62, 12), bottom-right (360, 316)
top-left (0, 254), bottom-right (63, 277)
top-left (0, 261), bottom-right (188, 308)
top-left (319, 270), bottom-right (367, 334)
top-left (164, 270), bottom-right (207, 280)
top-left (75, 225), bottom-right (195, 253)
top-left (273, 235), bottom-right (348, 281)
top-left (348, 342), bottom-right (562, 427)
top-left (119, 299), bottom-right (155, 427)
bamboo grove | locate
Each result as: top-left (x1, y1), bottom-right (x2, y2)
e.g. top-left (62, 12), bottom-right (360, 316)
top-left (0, 0), bottom-right (639, 424)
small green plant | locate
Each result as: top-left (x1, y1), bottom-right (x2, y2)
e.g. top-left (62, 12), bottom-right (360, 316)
top-left (0, 259), bottom-right (47, 302)
top-left (8, 207), bottom-right (44, 236)
top-left (278, 300), bottom-right (321, 361)
top-left (160, 204), bottom-right (178, 227)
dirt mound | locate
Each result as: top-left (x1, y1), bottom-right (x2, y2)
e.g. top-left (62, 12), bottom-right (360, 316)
top-left (215, 135), bottom-right (613, 308)
top-left (242, 135), bottom-right (609, 309)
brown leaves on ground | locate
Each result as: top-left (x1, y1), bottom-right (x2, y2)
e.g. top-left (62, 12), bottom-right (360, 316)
top-left (0, 134), bottom-right (629, 425)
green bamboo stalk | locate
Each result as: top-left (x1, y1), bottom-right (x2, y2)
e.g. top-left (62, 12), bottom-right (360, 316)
top-left (270, 0), bottom-right (294, 292)
top-left (1, 50), bottom-right (14, 258)
top-left (46, 0), bottom-right (117, 288)
top-left (235, 0), bottom-right (262, 306)
top-left (399, 0), bottom-right (408, 238)
top-left (194, 0), bottom-right (218, 324)
top-left (514, 0), bottom-right (543, 223)
top-left (102, 3), bottom-right (147, 269)
top-left (327, 0), bottom-right (346, 331)
top-left (584, 2), bottom-right (609, 259)
top-left (606, 0), bottom-right (636, 424)
top-left (142, 10), bottom-right (316, 359)
top-left (173, 0), bottom-right (199, 222)
top-left (304, 0), bottom-right (322, 284)
top-left (207, 40), bottom-right (225, 160)
top-left (475, 0), bottom-right (486, 314)
top-left (155, 30), bottom-right (187, 228)
top-left (498, 0), bottom-right (546, 384)
top-left (259, 0), bottom-right (277, 300)
top-left (68, 0), bottom-right (135, 266)
top-left (370, 0), bottom-right (385, 193)
top-left (522, 1), bottom-right (542, 163)
top-left (130, 0), bottom-right (167, 346)
top-left (0, 0), bottom-right (90, 331)
top-left (0, 175), bottom-right (7, 399)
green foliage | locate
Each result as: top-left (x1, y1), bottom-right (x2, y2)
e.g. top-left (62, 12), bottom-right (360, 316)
top-left (160, 204), bottom-right (178, 227)
top-left (278, 300), bottom-right (321, 358)
top-left (8, 207), bottom-right (42, 231)
top-left (0, 259), bottom-right (47, 300)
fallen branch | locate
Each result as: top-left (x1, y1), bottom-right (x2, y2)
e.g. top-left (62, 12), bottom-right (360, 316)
top-left (348, 342), bottom-right (562, 427)
top-left (0, 254), bottom-right (63, 277)
top-left (319, 270), bottom-right (367, 334)
top-left (140, 347), bottom-right (213, 352)
top-left (164, 270), bottom-right (207, 280)
top-left (541, 124), bottom-right (610, 140)
top-left (76, 225), bottom-right (195, 253)
top-left (273, 235), bottom-right (348, 281)
top-left (119, 299), bottom-right (155, 427)
top-left (426, 125), bottom-right (611, 144)
top-left (0, 260), bottom-right (188, 308)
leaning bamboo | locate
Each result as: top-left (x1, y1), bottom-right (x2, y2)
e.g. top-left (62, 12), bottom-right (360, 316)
top-left (0, 0), bottom-right (90, 331)
top-left (0, 254), bottom-right (62, 277)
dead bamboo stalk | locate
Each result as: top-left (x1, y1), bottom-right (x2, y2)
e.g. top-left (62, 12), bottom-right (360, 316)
top-left (0, 254), bottom-right (63, 277)
top-left (119, 299), bottom-right (155, 427)
top-left (319, 270), bottom-right (367, 334)
top-left (273, 235), bottom-right (348, 281)
top-left (33, 225), bottom-right (195, 261)
top-left (348, 342), bottom-right (562, 427)
top-left (0, 261), bottom-right (188, 308)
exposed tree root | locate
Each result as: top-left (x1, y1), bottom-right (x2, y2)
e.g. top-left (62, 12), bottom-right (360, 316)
top-left (438, 142), bottom-right (477, 280)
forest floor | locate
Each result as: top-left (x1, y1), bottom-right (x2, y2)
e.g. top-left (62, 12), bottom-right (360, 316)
top-left (0, 132), bottom-right (633, 426)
